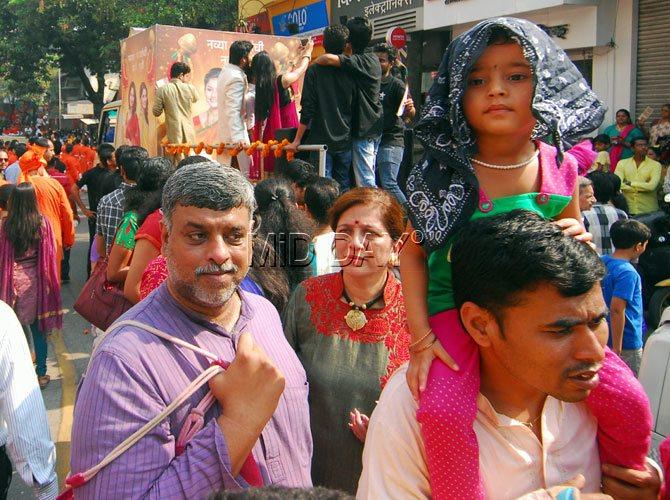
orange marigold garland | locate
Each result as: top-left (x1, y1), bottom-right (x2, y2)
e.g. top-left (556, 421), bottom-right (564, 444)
top-left (246, 140), bottom-right (262, 156)
top-left (261, 141), bottom-right (272, 158)
top-left (272, 139), bottom-right (285, 159)
top-left (163, 139), bottom-right (300, 161)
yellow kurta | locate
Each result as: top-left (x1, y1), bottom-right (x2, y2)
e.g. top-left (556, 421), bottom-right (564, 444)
top-left (152, 78), bottom-right (199, 144)
top-left (615, 157), bottom-right (662, 215)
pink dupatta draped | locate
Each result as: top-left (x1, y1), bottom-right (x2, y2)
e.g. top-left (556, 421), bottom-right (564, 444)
top-left (609, 124), bottom-right (635, 171)
top-left (251, 78), bottom-right (299, 178)
top-left (0, 218), bottom-right (62, 332)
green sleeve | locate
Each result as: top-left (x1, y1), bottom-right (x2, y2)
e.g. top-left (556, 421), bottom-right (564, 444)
top-left (113, 212), bottom-right (139, 250)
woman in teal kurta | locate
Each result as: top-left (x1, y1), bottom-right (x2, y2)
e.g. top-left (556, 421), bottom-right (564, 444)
top-left (603, 108), bottom-right (646, 169)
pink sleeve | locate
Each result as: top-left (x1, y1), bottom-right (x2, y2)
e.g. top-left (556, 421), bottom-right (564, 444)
top-left (586, 348), bottom-right (652, 471)
top-left (538, 141), bottom-right (578, 197)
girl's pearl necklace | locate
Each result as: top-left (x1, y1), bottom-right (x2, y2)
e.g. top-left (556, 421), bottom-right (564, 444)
top-left (471, 149), bottom-right (539, 170)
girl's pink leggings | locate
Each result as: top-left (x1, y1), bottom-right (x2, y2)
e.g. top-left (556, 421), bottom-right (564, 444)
top-left (417, 309), bottom-right (653, 499)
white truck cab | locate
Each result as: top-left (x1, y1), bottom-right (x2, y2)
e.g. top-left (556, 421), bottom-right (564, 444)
top-left (97, 100), bottom-right (121, 147)
top-left (639, 307), bottom-right (670, 456)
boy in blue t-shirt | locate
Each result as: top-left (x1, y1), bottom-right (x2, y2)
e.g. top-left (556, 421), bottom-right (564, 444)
top-left (601, 219), bottom-right (652, 374)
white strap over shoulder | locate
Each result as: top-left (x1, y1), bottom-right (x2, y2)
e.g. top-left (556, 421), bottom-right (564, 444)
top-left (59, 320), bottom-right (226, 498)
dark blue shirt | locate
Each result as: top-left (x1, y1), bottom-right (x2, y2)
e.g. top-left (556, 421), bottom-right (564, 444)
top-left (601, 255), bottom-right (644, 349)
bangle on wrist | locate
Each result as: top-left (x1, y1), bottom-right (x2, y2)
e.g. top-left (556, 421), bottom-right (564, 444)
top-left (412, 337), bottom-right (437, 354)
top-left (409, 329), bottom-right (433, 349)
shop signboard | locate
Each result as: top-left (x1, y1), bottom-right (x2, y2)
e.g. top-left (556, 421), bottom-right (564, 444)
top-left (332, 0), bottom-right (422, 26)
top-left (386, 26), bottom-right (407, 48)
top-left (271, 0), bottom-right (329, 36)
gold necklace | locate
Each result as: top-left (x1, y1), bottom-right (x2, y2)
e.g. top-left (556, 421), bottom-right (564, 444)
top-left (342, 281), bottom-right (386, 331)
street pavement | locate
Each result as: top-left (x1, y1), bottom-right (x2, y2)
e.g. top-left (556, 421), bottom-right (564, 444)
top-left (8, 213), bottom-right (94, 498)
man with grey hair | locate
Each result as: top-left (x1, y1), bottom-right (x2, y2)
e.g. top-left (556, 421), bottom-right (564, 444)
top-left (70, 162), bottom-right (312, 498)
top-left (578, 176), bottom-right (596, 213)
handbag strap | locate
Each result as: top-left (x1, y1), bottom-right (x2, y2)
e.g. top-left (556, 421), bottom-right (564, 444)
top-left (60, 320), bottom-right (262, 496)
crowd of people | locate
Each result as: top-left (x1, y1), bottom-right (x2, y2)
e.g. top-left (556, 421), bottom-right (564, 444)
top-left (1, 14), bottom-right (670, 500)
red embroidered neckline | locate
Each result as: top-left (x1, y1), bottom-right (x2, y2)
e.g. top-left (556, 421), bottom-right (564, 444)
top-left (303, 272), bottom-right (411, 387)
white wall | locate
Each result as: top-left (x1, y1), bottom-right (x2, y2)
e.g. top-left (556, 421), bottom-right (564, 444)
top-left (423, 0), bottom-right (585, 30)
top-left (591, 0), bottom-right (636, 129)
top-left (450, 4), bottom-right (599, 50)
top-left (422, 0), bottom-right (636, 132)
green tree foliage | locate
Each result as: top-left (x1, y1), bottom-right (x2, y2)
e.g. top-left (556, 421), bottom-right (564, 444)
top-left (0, 0), bottom-right (237, 110)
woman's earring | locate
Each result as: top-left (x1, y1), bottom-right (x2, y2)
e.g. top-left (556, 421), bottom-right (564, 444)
top-left (388, 251), bottom-right (399, 267)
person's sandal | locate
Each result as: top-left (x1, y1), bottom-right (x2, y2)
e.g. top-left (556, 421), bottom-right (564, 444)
top-left (38, 375), bottom-right (50, 390)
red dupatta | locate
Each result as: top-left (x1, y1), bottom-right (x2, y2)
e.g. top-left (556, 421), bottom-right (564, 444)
top-left (609, 124), bottom-right (635, 171)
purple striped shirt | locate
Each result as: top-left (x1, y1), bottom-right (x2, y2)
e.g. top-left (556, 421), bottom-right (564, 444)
top-left (71, 284), bottom-right (312, 499)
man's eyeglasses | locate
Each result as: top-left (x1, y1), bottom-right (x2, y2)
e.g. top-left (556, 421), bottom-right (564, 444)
top-left (0, 158), bottom-right (8, 163)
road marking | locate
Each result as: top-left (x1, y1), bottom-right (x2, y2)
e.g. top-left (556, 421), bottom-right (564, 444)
top-left (52, 330), bottom-right (76, 489)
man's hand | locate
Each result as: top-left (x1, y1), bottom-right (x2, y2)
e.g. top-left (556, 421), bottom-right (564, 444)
top-left (402, 97), bottom-right (415, 119)
top-left (601, 463), bottom-right (661, 500)
top-left (83, 209), bottom-right (95, 219)
top-left (284, 140), bottom-right (300, 152)
top-left (209, 332), bottom-right (285, 438)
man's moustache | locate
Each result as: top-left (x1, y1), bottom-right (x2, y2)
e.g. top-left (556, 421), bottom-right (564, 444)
top-left (195, 263), bottom-right (238, 277)
top-left (563, 362), bottom-right (603, 378)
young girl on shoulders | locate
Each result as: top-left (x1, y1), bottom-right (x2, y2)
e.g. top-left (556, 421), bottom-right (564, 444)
top-left (401, 17), bottom-right (652, 498)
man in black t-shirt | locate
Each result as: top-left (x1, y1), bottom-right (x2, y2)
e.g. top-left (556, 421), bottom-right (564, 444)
top-left (314, 17), bottom-right (382, 188)
top-left (70, 142), bottom-right (117, 275)
top-left (287, 25), bottom-right (355, 191)
top-left (373, 43), bottom-right (415, 205)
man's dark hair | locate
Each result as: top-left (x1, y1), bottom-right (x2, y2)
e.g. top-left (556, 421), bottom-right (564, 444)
top-left (610, 219), bottom-right (651, 250)
top-left (593, 134), bottom-right (611, 146)
top-left (65, 142), bottom-right (74, 153)
top-left (283, 159), bottom-right (316, 188)
top-left (305, 177), bottom-right (340, 226)
top-left (177, 155), bottom-right (209, 169)
top-left (98, 143), bottom-right (115, 169)
top-left (114, 144), bottom-right (130, 165)
top-left (8, 140), bottom-right (18, 151)
top-left (323, 25), bottom-right (349, 55)
top-left (117, 146), bottom-right (148, 182)
top-left (47, 156), bottom-right (66, 173)
top-left (14, 143), bottom-right (27, 157)
top-left (210, 485), bottom-right (353, 499)
top-left (451, 210), bottom-right (605, 324)
top-left (170, 62), bottom-right (191, 79)
top-left (586, 171), bottom-right (615, 203)
top-left (373, 42), bottom-right (397, 62)
top-left (35, 137), bottom-right (49, 148)
top-left (230, 40), bottom-right (254, 66)
top-left (346, 17), bottom-right (373, 53)
top-left (631, 137), bottom-right (648, 148)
